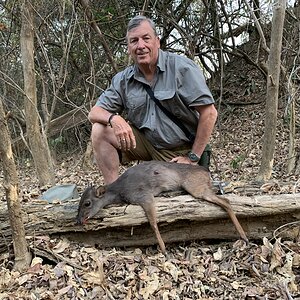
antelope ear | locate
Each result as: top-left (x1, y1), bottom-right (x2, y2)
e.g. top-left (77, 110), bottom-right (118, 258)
top-left (95, 185), bottom-right (106, 197)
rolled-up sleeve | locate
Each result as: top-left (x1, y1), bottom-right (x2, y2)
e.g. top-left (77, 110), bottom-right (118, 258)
top-left (95, 73), bottom-right (124, 113)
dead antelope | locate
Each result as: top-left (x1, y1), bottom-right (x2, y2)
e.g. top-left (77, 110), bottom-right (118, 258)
top-left (76, 161), bottom-right (247, 253)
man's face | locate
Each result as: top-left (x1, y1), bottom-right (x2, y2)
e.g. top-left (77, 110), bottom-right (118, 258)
top-left (127, 21), bottom-right (160, 67)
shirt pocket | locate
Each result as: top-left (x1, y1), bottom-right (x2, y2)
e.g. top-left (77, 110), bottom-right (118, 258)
top-left (126, 92), bottom-right (149, 128)
top-left (154, 90), bottom-right (182, 118)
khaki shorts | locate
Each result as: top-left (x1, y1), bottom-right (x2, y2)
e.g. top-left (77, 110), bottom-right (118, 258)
top-left (121, 126), bottom-right (192, 163)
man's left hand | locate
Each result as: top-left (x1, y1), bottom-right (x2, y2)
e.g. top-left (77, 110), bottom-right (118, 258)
top-left (170, 156), bottom-right (198, 165)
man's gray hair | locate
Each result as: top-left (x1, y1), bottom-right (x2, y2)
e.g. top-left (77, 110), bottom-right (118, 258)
top-left (126, 16), bottom-right (158, 37)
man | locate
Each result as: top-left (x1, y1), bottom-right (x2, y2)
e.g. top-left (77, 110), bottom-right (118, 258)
top-left (89, 15), bottom-right (218, 185)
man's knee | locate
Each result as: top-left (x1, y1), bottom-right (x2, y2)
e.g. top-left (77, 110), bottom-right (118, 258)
top-left (91, 122), bottom-right (114, 144)
top-left (91, 122), bottom-right (103, 137)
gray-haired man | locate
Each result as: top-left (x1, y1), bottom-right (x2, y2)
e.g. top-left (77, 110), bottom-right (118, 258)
top-left (88, 15), bottom-right (217, 184)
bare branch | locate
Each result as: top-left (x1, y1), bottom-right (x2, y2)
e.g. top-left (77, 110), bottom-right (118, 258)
top-left (79, 0), bottom-right (118, 73)
top-left (241, 0), bottom-right (270, 53)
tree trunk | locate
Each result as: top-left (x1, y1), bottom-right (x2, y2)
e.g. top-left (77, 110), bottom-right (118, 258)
top-left (20, 0), bottom-right (55, 186)
top-left (0, 96), bottom-right (31, 271)
top-left (257, 0), bottom-right (286, 181)
top-left (287, 84), bottom-right (296, 173)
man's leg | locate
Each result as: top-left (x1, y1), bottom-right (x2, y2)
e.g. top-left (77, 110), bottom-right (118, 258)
top-left (91, 122), bottom-right (120, 184)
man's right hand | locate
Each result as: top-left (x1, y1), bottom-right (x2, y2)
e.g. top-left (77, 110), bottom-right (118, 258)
top-left (110, 115), bottom-right (136, 151)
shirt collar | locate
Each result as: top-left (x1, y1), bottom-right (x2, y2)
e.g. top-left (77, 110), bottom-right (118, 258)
top-left (157, 49), bottom-right (166, 72)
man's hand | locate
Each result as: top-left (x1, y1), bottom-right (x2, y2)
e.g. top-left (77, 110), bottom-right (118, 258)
top-left (170, 156), bottom-right (198, 165)
top-left (110, 115), bottom-right (136, 151)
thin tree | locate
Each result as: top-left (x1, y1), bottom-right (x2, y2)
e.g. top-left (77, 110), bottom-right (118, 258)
top-left (0, 96), bottom-right (31, 271)
top-left (20, 0), bottom-right (55, 186)
top-left (257, 0), bottom-right (287, 181)
top-left (287, 4), bottom-right (300, 173)
top-left (286, 74), bottom-right (296, 173)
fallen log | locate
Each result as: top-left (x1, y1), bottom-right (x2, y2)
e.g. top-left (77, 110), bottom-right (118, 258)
top-left (12, 105), bottom-right (89, 152)
top-left (0, 193), bottom-right (299, 252)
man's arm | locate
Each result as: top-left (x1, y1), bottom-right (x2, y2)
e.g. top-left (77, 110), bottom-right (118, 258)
top-left (89, 105), bottom-right (136, 151)
top-left (171, 104), bottom-right (217, 164)
top-left (191, 104), bottom-right (218, 157)
top-left (88, 105), bottom-right (114, 125)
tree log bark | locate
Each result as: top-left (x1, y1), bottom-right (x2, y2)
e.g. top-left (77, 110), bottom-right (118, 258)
top-left (1, 193), bottom-right (300, 252)
top-left (12, 105), bottom-right (89, 153)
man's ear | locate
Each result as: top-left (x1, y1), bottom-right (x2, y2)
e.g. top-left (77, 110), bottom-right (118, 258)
top-left (157, 36), bottom-right (160, 48)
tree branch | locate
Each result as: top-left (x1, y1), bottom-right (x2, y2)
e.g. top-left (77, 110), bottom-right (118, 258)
top-left (79, 0), bottom-right (118, 73)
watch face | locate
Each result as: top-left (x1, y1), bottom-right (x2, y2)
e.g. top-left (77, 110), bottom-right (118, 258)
top-left (188, 152), bottom-right (199, 162)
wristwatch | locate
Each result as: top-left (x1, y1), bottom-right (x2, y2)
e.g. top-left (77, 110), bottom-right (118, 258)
top-left (108, 113), bottom-right (118, 127)
top-left (188, 151), bottom-right (200, 163)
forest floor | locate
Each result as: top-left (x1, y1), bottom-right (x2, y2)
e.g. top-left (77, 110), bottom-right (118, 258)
top-left (1, 63), bottom-right (300, 299)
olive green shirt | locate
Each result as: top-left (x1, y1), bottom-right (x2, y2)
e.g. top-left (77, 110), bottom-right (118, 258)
top-left (96, 49), bottom-right (214, 149)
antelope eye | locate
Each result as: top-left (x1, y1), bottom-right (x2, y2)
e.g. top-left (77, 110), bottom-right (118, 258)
top-left (84, 201), bottom-right (91, 207)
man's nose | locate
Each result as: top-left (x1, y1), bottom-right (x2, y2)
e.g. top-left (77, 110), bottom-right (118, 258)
top-left (136, 38), bottom-right (145, 48)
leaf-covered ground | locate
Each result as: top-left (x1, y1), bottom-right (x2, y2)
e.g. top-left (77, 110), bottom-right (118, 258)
top-left (0, 228), bottom-right (299, 299)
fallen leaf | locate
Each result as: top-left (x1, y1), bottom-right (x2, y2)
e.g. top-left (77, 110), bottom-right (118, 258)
top-left (139, 273), bottom-right (159, 299)
top-left (230, 280), bottom-right (244, 289)
top-left (270, 239), bottom-right (285, 271)
top-left (163, 261), bottom-right (179, 282)
top-left (17, 274), bottom-right (32, 285)
top-left (30, 256), bottom-right (43, 267)
top-left (53, 238), bottom-right (70, 254)
top-left (83, 271), bottom-right (105, 285)
top-left (0, 269), bottom-right (11, 288)
top-left (82, 247), bottom-right (98, 254)
top-left (292, 253), bottom-right (300, 267)
top-left (213, 247), bottom-right (223, 261)
top-left (57, 285), bottom-right (72, 296)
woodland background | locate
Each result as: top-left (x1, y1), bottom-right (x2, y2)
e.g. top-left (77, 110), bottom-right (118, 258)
top-left (0, 0), bottom-right (300, 299)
